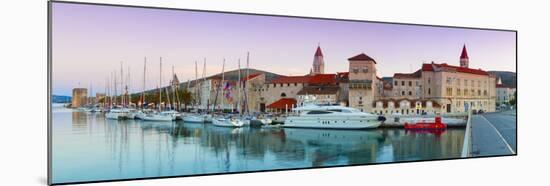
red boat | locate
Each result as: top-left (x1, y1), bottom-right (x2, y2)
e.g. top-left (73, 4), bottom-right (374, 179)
top-left (404, 116), bottom-right (447, 129)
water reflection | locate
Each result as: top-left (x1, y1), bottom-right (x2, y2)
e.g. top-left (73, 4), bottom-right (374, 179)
top-left (51, 110), bottom-right (464, 184)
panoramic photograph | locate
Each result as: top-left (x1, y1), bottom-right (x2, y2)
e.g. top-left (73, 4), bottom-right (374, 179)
top-left (49, 1), bottom-right (517, 185)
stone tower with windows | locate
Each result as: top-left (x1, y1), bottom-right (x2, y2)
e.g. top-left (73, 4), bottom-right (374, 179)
top-left (347, 53), bottom-right (378, 112)
top-left (460, 44), bottom-right (469, 68)
top-left (312, 45), bottom-right (325, 74)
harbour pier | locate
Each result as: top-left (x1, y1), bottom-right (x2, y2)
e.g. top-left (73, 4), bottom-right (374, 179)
top-left (462, 110), bottom-right (516, 157)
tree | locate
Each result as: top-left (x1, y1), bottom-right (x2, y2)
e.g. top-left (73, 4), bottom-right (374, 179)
top-left (509, 91), bottom-right (517, 106)
top-left (180, 89), bottom-right (192, 111)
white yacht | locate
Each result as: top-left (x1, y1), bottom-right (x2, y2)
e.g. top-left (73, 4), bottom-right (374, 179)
top-left (122, 108), bottom-right (138, 119)
top-left (105, 109), bottom-right (129, 120)
top-left (284, 105), bottom-right (383, 129)
top-left (182, 114), bottom-right (205, 123)
top-left (141, 112), bottom-right (175, 122)
top-left (160, 110), bottom-right (182, 120)
top-left (212, 116), bottom-right (244, 128)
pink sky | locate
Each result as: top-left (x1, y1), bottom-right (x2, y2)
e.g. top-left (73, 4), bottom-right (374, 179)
top-left (52, 2), bottom-right (516, 96)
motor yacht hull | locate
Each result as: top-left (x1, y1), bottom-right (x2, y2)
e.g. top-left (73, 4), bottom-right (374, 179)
top-left (284, 115), bottom-right (381, 129)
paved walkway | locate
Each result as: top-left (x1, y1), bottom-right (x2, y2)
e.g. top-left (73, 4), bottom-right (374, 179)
top-left (470, 111), bottom-right (517, 157)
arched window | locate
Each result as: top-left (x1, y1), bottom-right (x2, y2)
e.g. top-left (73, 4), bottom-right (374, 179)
top-left (281, 93), bottom-right (287, 97)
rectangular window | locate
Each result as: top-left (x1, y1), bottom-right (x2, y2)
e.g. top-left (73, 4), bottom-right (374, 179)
top-left (409, 81), bottom-right (412, 86)
top-left (402, 81), bottom-right (405, 86)
top-left (394, 81), bottom-right (398, 86)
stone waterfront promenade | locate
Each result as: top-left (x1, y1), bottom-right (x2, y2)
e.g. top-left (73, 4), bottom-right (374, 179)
top-left (470, 110), bottom-right (516, 157)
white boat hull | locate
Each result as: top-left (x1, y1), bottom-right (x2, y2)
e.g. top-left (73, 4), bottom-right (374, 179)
top-left (141, 114), bottom-right (174, 122)
top-left (212, 118), bottom-right (244, 127)
top-left (183, 115), bottom-right (205, 123)
top-left (105, 112), bottom-right (128, 120)
top-left (284, 116), bottom-right (381, 129)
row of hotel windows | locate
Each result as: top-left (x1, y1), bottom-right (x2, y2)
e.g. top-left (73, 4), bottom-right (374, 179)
top-left (445, 88), bottom-right (488, 96)
top-left (268, 83), bottom-right (300, 88)
top-left (395, 78), bottom-right (489, 88)
top-left (446, 77), bottom-right (487, 87)
top-left (352, 67), bottom-right (368, 73)
top-left (373, 109), bottom-right (436, 115)
top-left (375, 101), bottom-right (433, 108)
top-left (394, 80), bottom-right (419, 87)
top-left (255, 83), bottom-right (301, 92)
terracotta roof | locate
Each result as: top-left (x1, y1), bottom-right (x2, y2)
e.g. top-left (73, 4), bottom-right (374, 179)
top-left (348, 53), bottom-right (377, 63)
top-left (309, 74), bottom-right (337, 85)
top-left (271, 75), bottom-right (312, 84)
top-left (297, 86), bottom-right (339, 95)
top-left (315, 46), bottom-right (323, 57)
top-left (422, 62), bottom-right (489, 76)
top-left (460, 44), bottom-right (469, 59)
top-left (267, 98), bottom-right (297, 109)
top-left (394, 69), bottom-right (422, 79)
top-left (271, 74), bottom-right (337, 85)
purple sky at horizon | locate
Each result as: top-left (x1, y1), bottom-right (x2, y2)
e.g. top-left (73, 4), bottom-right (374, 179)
top-left (52, 2), bottom-right (516, 96)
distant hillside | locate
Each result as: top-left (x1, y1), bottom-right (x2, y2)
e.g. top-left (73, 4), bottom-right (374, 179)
top-left (489, 71), bottom-right (517, 88)
top-left (52, 95), bottom-right (71, 103)
top-left (142, 68), bottom-right (282, 94)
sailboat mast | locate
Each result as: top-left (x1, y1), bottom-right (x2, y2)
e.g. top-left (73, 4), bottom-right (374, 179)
top-left (237, 58), bottom-right (241, 114)
top-left (142, 57), bottom-right (146, 109)
top-left (221, 58), bottom-right (225, 112)
top-left (202, 58), bottom-right (207, 111)
top-left (127, 66), bottom-right (131, 107)
top-left (245, 52), bottom-right (250, 114)
top-left (114, 70), bottom-right (117, 107)
top-left (120, 61), bottom-right (124, 107)
top-left (159, 57), bottom-right (163, 112)
top-left (172, 65), bottom-right (176, 110)
top-left (194, 60), bottom-right (198, 111)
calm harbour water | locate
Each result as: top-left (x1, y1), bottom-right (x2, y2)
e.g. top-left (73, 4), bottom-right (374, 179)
top-left (51, 105), bottom-right (465, 184)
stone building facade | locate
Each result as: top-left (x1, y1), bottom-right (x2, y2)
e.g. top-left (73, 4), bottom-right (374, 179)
top-left (496, 78), bottom-right (516, 106)
top-left (184, 45), bottom-right (497, 115)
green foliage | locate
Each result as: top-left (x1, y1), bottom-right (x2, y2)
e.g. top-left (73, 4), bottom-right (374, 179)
top-left (509, 91), bottom-right (517, 106)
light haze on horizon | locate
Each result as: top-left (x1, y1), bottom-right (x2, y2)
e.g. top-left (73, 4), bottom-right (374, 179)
top-left (52, 2), bottom-right (516, 96)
